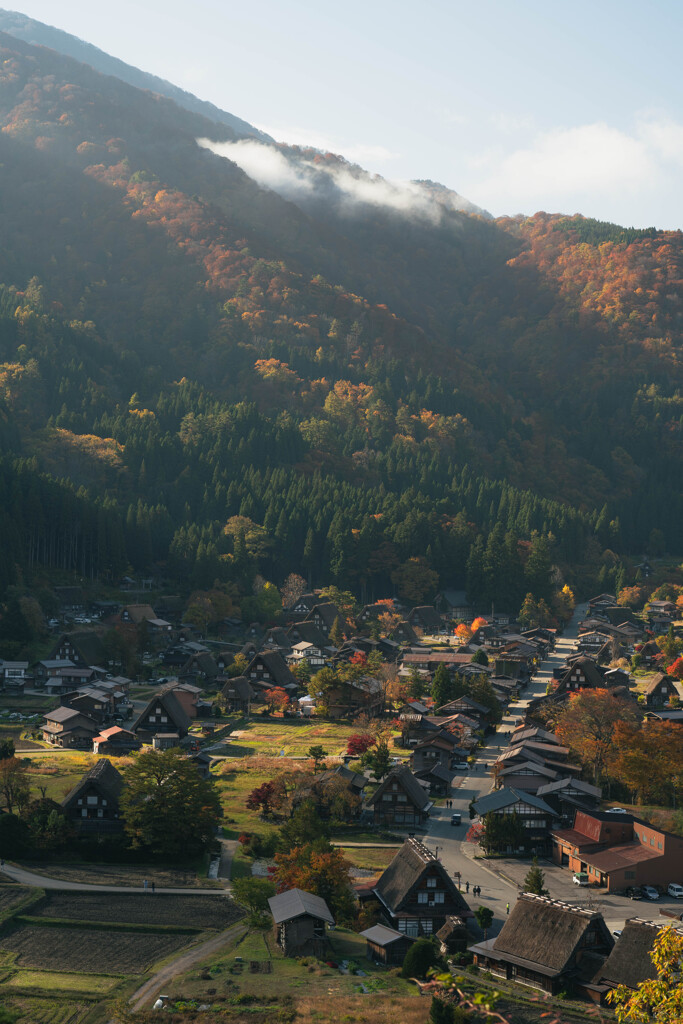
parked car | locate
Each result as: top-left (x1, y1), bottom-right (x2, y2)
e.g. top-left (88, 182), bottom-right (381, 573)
top-left (453, 762), bottom-right (469, 771)
top-left (572, 872), bottom-right (590, 886)
top-left (667, 883), bottom-right (683, 898)
top-left (450, 812), bottom-right (462, 825)
top-left (642, 885), bottom-right (660, 900)
top-left (606, 807), bottom-right (628, 814)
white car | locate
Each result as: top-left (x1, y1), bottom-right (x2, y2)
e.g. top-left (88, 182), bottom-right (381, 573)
top-left (642, 885), bottom-right (660, 900)
top-left (606, 807), bottom-right (628, 814)
top-left (667, 883), bottom-right (683, 898)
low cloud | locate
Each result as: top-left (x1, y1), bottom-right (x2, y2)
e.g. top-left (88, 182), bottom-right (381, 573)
top-left (197, 137), bottom-right (479, 222)
top-left (465, 117), bottom-right (683, 226)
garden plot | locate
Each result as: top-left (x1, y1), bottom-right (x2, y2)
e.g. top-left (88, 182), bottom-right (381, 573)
top-left (33, 891), bottom-right (242, 929)
top-left (0, 923), bottom-right (188, 973)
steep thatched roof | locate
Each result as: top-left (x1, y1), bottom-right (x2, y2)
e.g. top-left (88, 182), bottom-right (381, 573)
top-left (599, 919), bottom-right (682, 988)
top-left (62, 758), bottom-right (123, 810)
top-left (491, 894), bottom-right (613, 974)
top-left (373, 838), bottom-right (469, 915)
top-left (366, 765), bottom-right (432, 811)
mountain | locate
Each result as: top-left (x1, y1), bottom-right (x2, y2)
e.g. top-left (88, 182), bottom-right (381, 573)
top-left (0, 8), bottom-right (272, 141)
top-left (0, 22), bottom-right (678, 610)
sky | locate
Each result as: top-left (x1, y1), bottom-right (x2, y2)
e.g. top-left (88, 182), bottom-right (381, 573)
top-left (6, 0), bottom-right (683, 227)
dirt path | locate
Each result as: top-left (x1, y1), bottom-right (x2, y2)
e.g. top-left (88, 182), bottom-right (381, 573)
top-left (129, 920), bottom-right (247, 1010)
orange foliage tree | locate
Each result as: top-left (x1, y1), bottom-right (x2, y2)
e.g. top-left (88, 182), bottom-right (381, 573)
top-left (555, 689), bottom-right (639, 783)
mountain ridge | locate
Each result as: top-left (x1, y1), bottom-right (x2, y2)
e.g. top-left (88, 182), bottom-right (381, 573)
top-left (0, 24), bottom-right (677, 605)
top-left (0, 8), bottom-right (273, 142)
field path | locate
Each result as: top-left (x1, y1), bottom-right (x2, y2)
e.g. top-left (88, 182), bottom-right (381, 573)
top-left (129, 920), bottom-right (247, 1010)
top-left (0, 862), bottom-right (230, 894)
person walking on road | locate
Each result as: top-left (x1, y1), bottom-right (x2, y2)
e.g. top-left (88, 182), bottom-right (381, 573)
top-left (465, 881), bottom-right (469, 893)
top-left (143, 879), bottom-right (148, 893)
top-left (506, 902), bottom-right (510, 915)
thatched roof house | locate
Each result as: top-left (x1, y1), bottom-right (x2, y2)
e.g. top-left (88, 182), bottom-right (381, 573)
top-left (597, 919), bottom-right (671, 990)
top-left (470, 894), bottom-right (613, 996)
top-left (372, 838), bottom-right (470, 938)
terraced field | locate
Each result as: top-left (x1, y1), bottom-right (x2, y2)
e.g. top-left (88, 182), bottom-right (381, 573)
top-left (0, 923), bottom-right (188, 973)
top-left (32, 891), bottom-right (242, 929)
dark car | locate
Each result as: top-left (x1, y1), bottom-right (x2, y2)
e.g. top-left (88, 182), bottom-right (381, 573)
top-left (450, 812), bottom-right (462, 825)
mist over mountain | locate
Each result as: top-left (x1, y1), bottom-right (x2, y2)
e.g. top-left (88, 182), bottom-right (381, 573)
top-left (199, 138), bottom-right (491, 222)
top-left (0, 15), bottom-right (678, 603)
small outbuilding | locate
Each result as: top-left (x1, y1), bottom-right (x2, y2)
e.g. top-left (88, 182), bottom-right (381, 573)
top-left (268, 888), bottom-right (335, 958)
top-left (360, 924), bottom-right (413, 965)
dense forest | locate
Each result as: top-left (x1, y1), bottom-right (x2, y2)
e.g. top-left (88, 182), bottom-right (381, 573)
top-left (0, 25), bottom-right (679, 611)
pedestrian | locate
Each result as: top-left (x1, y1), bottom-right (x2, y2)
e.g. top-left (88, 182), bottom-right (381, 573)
top-left (465, 881), bottom-right (469, 893)
top-left (506, 902), bottom-right (510, 915)
top-left (151, 881), bottom-right (155, 893)
top-left (143, 879), bottom-right (148, 893)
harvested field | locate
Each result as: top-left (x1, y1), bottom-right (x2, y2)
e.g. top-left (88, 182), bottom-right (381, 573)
top-left (6, 995), bottom-right (92, 1024)
top-left (0, 923), bottom-right (188, 973)
top-left (33, 891), bottom-right (242, 929)
top-left (0, 886), bottom-right (35, 917)
top-left (7, 969), bottom-right (117, 992)
top-left (22, 861), bottom-right (218, 888)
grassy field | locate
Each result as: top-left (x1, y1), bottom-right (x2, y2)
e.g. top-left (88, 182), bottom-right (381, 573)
top-left (6, 995), bottom-right (94, 1024)
top-left (337, 846), bottom-right (398, 872)
top-left (6, 970), bottom-right (118, 993)
top-left (216, 756), bottom-right (288, 839)
top-left (224, 718), bottom-right (368, 758)
top-left (169, 925), bottom-right (421, 1022)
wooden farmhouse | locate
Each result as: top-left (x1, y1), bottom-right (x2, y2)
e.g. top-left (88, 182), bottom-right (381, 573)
top-left (42, 706), bottom-right (99, 749)
top-left (268, 888), bottom-right (335, 958)
top-left (470, 894), bottom-right (613, 996)
top-left (366, 766), bottom-right (432, 827)
top-left (372, 838), bottom-right (471, 938)
top-left (360, 924), bottom-right (413, 965)
top-left (61, 758), bottom-right (124, 834)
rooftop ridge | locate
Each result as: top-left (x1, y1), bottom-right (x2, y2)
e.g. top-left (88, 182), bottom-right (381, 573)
top-left (518, 892), bottom-right (597, 918)
top-left (407, 836), bottom-right (436, 861)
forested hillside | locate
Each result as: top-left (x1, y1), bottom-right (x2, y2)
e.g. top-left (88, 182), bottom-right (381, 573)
top-left (0, 25), bottom-right (679, 609)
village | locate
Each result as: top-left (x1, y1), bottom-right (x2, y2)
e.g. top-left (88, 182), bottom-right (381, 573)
top-left (0, 577), bottom-right (682, 1023)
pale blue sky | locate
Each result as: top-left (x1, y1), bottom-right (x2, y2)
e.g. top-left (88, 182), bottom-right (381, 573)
top-left (7, 0), bottom-right (683, 227)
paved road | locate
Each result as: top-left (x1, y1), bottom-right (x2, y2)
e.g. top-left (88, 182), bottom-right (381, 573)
top-left (421, 604), bottom-right (586, 931)
top-left (420, 603), bottom-right (683, 934)
top-left (0, 862), bottom-right (231, 894)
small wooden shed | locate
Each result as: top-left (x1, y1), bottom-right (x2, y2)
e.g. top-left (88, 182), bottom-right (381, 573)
top-left (360, 924), bottom-right (413, 965)
top-left (268, 888), bottom-right (335, 958)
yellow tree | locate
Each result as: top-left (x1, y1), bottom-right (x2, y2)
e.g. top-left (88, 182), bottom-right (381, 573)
top-left (608, 927), bottom-right (683, 1022)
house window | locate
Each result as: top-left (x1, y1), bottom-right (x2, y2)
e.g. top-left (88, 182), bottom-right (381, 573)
top-left (658, 841), bottom-right (663, 850)
top-left (87, 796), bottom-right (98, 806)
top-left (650, 838), bottom-right (655, 846)
top-left (433, 892), bottom-right (445, 903)
top-left (160, 716), bottom-right (167, 723)
top-left (397, 794), bottom-right (407, 802)
top-left (422, 920), bottom-right (433, 934)
top-left (625, 871), bottom-right (636, 879)
top-left (418, 892), bottom-right (428, 904)
top-left (426, 878), bottom-right (437, 888)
